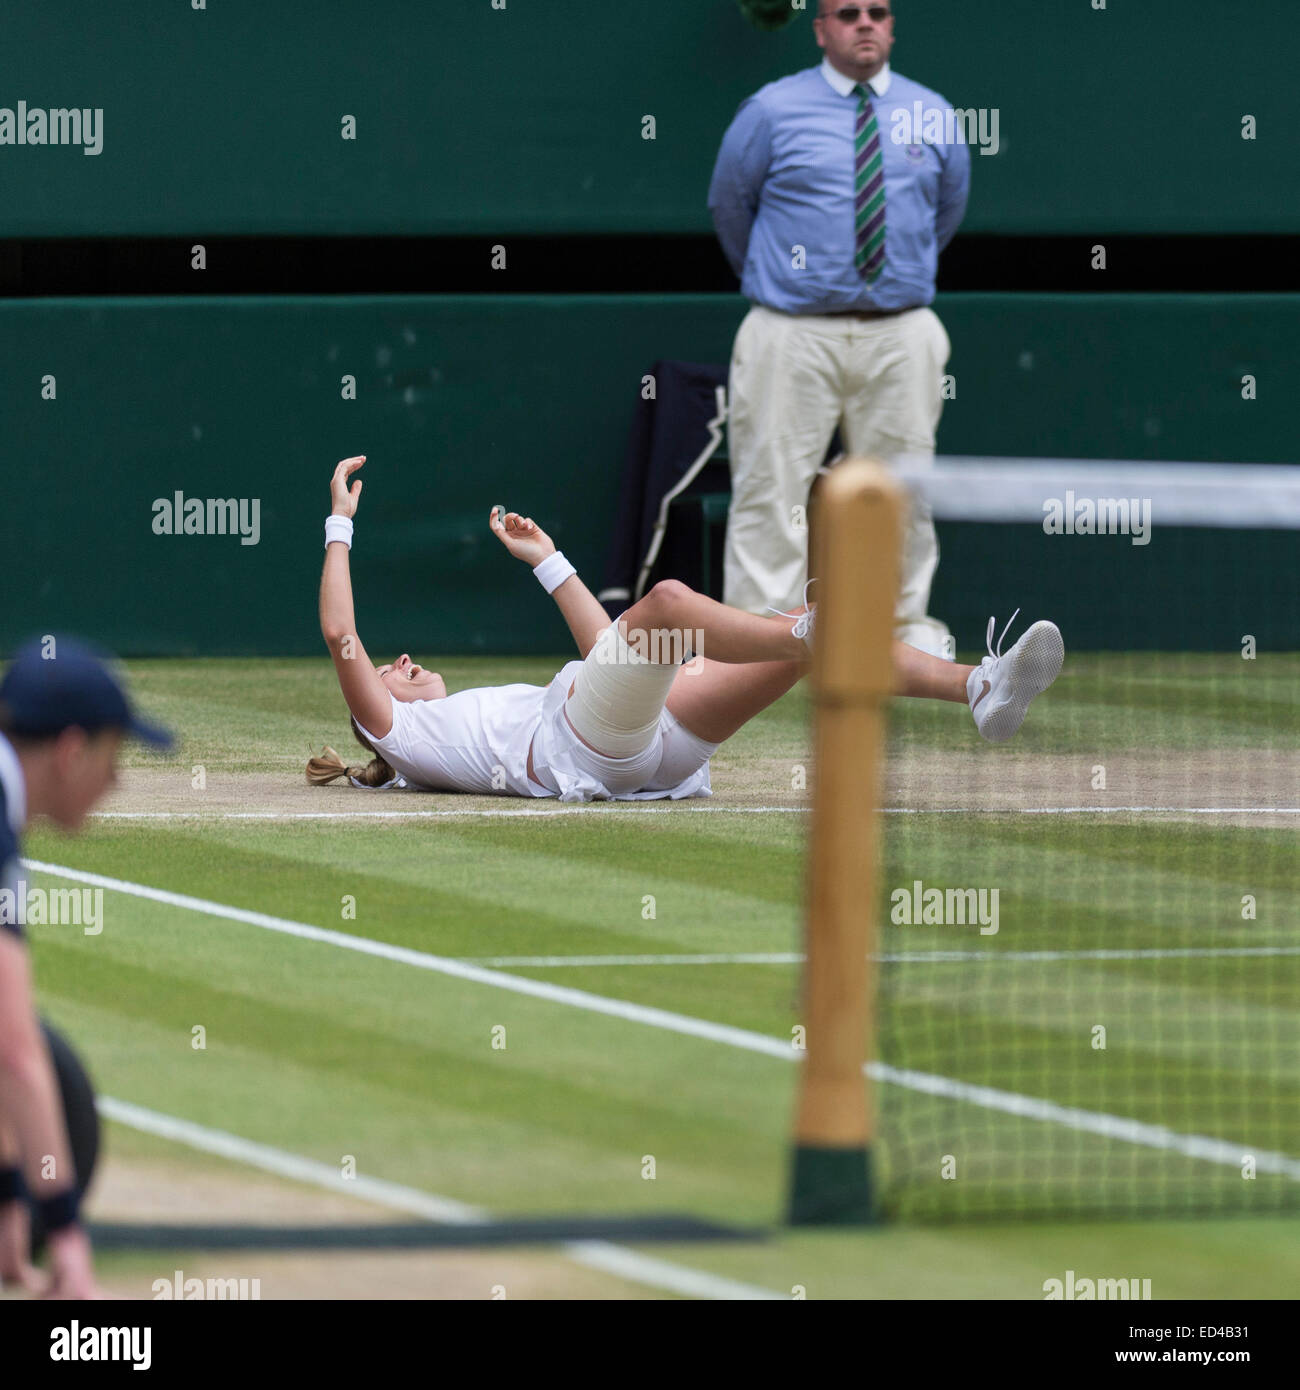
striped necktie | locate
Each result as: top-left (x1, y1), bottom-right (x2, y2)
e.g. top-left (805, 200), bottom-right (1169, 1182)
top-left (853, 82), bottom-right (886, 284)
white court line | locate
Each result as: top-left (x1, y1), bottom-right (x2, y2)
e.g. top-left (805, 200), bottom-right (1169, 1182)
top-left (1011, 807), bottom-right (1300, 816)
top-left (479, 953), bottom-right (807, 968)
top-left (21, 859), bottom-right (792, 1059)
top-left (87, 805), bottom-right (1300, 820)
top-left (88, 806), bottom-right (807, 820)
top-left (874, 1064), bottom-right (1300, 1181)
top-left (888, 807), bottom-right (1300, 816)
top-left (472, 946), bottom-right (1300, 968)
top-left (27, 859), bottom-right (1300, 1185)
top-left (97, 1097), bottom-right (784, 1301)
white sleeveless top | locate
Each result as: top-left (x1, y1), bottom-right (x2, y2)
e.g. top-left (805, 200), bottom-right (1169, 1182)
top-left (356, 662), bottom-right (711, 803)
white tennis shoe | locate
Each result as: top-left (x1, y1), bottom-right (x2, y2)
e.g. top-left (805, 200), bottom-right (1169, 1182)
top-left (966, 610), bottom-right (1064, 743)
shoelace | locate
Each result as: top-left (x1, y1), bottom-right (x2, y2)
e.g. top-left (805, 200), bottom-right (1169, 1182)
top-left (766, 579), bottom-right (819, 640)
top-left (983, 608), bottom-right (1021, 666)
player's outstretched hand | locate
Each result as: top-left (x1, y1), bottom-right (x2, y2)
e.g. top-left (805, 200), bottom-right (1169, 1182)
top-left (330, 456), bottom-right (366, 518)
top-left (489, 507), bottom-right (556, 566)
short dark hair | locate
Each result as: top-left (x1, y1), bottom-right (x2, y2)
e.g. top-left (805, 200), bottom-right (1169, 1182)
top-left (1, 722), bottom-right (60, 749)
top-left (0, 706), bottom-right (50, 747)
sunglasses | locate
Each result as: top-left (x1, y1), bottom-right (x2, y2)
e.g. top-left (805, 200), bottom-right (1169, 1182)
top-left (827, 5), bottom-right (891, 21)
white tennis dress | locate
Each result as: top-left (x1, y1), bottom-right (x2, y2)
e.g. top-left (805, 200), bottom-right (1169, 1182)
top-left (355, 661), bottom-right (714, 804)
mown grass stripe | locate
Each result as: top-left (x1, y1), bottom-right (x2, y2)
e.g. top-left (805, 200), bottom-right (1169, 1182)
top-left (28, 857), bottom-right (1296, 1182)
top-left (22, 858), bottom-right (798, 1058)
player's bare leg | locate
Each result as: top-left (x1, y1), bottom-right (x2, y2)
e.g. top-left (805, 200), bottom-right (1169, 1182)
top-left (893, 642), bottom-right (973, 702)
top-left (666, 656), bottom-right (806, 745)
top-left (620, 579), bottom-right (810, 664)
top-left (627, 580), bottom-right (974, 690)
top-left (661, 597), bottom-right (977, 743)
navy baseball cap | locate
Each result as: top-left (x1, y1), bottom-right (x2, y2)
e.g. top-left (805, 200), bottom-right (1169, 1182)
top-left (0, 637), bottom-right (174, 750)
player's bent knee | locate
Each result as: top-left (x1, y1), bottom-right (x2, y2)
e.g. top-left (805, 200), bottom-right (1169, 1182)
top-left (641, 578), bottom-right (691, 621)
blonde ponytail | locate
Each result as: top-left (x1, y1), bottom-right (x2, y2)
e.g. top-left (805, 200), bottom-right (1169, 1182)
top-left (305, 720), bottom-right (397, 788)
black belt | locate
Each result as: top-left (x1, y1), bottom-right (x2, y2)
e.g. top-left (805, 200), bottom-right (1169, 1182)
top-left (818, 305), bottom-right (919, 319)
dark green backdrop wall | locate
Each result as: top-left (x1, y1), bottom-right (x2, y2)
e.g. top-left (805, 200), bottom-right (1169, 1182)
top-left (6, 293), bottom-right (1295, 657)
top-left (2, 1), bottom-right (1295, 236)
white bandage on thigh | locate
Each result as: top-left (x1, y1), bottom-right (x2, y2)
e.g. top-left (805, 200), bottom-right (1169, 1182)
top-left (564, 620), bottom-right (680, 759)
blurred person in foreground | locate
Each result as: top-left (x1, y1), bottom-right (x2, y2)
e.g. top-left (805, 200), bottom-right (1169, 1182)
top-left (0, 637), bottom-right (172, 1298)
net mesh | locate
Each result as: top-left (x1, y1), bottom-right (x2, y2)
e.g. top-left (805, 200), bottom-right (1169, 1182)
top-left (872, 460), bottom-right (1299, 1220)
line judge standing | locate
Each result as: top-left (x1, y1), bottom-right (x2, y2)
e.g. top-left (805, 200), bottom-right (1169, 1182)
top-left (709, 2), bottom-right (970, 655)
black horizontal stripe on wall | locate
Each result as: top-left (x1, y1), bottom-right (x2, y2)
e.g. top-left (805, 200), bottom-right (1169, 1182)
top-left (1, 235), bottom-right (1297, 298)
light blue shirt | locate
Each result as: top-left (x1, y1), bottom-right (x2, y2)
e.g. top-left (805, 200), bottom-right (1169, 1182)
top-left (708, 59), bottom-right (971, 313)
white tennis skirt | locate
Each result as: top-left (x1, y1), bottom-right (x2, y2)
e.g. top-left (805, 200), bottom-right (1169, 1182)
top-left (530, 660), bottom-right (718, 803)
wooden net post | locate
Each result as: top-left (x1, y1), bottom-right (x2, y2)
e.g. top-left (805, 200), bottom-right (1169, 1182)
top-left (788, 458), bottom-right (903, 1225)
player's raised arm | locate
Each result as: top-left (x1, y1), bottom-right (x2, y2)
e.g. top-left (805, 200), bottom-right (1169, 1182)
top-left (319, 457), bottom-right (393, 738)
top-left (488, 507), bottom-right (610, 659)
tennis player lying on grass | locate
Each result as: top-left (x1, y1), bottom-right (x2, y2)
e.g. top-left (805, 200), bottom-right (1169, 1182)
top-left (309, 457), bottom-right (1063, 802)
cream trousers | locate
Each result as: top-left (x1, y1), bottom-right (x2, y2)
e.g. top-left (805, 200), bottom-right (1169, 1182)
top-left (723, 303), bottom-right (952, 655)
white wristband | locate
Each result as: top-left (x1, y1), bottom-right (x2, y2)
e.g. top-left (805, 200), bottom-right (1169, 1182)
top-left (325, 515), bottom-right (354, 550)
top-left (533, 550), bottom-right (576, 594)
